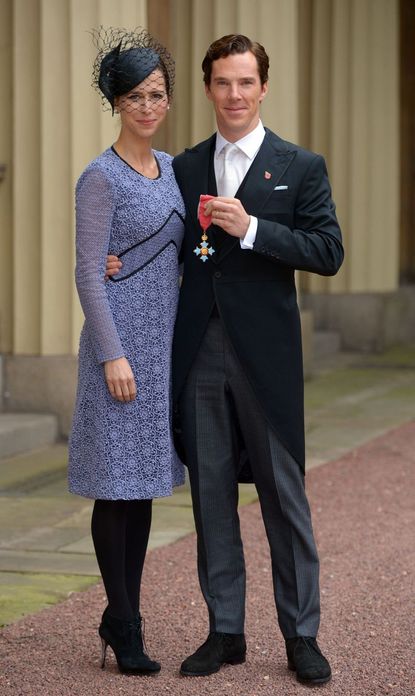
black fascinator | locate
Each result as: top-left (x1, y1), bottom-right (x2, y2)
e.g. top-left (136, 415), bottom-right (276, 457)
top-left (91, 26), bottom-right (175, 113)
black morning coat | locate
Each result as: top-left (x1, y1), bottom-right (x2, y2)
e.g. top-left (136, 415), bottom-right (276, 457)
top-left (172, 128), bottom-right (344, 477)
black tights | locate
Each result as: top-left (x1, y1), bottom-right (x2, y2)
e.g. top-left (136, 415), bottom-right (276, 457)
top-left (91, 499), bottom-right (152, 621)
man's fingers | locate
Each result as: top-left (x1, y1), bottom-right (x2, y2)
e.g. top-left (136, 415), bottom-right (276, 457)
top-left (105, 258), bottom-right (122, 281)
top-left (208, 202), bottom-right (239, 217)
top-left (105, 267), bottom-right (121, 278)
top-left (211, 196), bottom-right (235, 204)
top-left (208, 196), bottom-right (238, 208)
top-left (105, 256), bottom-right (122, 279)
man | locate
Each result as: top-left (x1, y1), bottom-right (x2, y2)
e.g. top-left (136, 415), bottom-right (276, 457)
top-left (108, 35), bottom-right (343, 686)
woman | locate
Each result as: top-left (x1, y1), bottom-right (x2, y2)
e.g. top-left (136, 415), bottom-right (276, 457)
top-left (68, 27), bottom-right (185, 674)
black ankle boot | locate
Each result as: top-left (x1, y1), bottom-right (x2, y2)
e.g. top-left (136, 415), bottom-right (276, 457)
top-left (285, 636), bottom-right (331, 685)
top-left (180, 632), bottom-right (246, 676)
top-left (99, 609), bottom-right (161, 674)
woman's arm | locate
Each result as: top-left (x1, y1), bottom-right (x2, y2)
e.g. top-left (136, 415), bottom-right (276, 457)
top-left (75, 166), bottom-right (136, 401)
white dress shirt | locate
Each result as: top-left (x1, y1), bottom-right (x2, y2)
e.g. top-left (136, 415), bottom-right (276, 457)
top-left (214, 120), bottom-right (266, 249)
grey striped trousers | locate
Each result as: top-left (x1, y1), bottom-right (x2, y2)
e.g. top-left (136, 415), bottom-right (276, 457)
top-left (180, 317), bottom-right (320, 638)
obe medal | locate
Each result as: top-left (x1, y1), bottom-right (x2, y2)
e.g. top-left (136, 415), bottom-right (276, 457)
top-left (194, 194), bottom-right (216, 262)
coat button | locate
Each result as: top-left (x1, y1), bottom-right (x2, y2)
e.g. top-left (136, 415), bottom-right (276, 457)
top-left (214, 271), bottom-right (222, 279)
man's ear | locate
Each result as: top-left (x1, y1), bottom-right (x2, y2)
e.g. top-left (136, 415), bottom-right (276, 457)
top-left (259, 81), bottom-right (268, 103)
top-left (205, 82), bottom-right (213, 101)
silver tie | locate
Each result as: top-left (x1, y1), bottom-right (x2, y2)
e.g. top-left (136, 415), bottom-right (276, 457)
top-left (218, 143), bottom-right (241, 198)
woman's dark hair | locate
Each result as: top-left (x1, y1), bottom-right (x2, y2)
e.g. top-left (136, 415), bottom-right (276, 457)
top-left (202, 34), bottom-right (269, 86)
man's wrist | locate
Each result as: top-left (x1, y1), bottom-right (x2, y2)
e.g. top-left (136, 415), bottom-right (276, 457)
top-left (240, 216), bottom-right (258, 249)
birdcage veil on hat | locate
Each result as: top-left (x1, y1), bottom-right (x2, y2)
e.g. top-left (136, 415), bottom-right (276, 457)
top-left (91, 26), bottom-right (175, 113)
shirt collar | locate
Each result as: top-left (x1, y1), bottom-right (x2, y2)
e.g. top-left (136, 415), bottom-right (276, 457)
top-left (215, 120), bottom-right (266, 160)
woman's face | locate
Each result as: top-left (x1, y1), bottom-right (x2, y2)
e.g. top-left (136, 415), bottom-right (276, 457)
top-left (115, 68), bottom-right (169, 139)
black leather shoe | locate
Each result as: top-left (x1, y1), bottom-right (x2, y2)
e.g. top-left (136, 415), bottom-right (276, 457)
top-left (99, 609), bottom-right (161, 674)
top-left (180, 632), bottom-right (246, 676)
top-left (286, 636), bottom-right (331, 685)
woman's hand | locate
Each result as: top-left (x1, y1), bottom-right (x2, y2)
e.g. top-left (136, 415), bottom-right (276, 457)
top-left (104, 357), bottom-right (137, 402)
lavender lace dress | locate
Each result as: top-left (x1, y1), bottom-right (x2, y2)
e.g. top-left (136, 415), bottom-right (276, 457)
top-left (68, 147), bottom-right (185, 500)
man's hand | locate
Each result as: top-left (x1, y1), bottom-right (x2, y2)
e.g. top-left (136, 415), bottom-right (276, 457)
top-left (104, 357), bottom-right (137, 402)
top-left (105, 255), bottom-right (122, 280)
top-left (205, 197), bottom-right (250, 239)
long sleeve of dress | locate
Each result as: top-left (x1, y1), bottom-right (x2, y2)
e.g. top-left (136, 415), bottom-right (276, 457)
top-left (75, 165), bottom-right (125, 363)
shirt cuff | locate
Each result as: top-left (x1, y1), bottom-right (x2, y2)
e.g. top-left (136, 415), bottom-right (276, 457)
top-left (240, 216), bottom-right (258, 249)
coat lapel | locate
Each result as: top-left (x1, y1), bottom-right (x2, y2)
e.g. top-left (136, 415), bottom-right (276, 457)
top-left (184, 135), bottom-right (216, 232)
top-left (183, 135), bottom-right (221, 264)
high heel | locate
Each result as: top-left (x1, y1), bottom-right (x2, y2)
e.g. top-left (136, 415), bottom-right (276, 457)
top-left (98, 609), bottom-right (161, 674)
top-left (100, 637), bottom-right (108, 668)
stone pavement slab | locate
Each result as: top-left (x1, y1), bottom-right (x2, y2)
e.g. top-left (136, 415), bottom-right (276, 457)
top-left (0, 413), bottom-right (58, 458)
top-left (0, 549), bottom-right (100, 576)
top-left (0, 443), bottom-right (67, 490)
top-left (0, 572), bottom-right (97, 627)
top-left (305, 355), bottom-right (415, 467)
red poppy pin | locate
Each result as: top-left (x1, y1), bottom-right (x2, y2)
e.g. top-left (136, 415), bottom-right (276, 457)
top-left (264, 171), bottom-right (271, 180)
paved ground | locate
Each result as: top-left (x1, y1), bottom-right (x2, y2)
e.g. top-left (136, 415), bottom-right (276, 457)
top-left (0, 420), bottom-right (414, 695)
top-left (0, 345), bottom-right (414, 693)
top-left (1, 346), bottom-right (415, 625)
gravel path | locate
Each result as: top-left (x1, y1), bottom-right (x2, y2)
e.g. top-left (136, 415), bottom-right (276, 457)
top-left (1, 422), bottom-right (414, 696)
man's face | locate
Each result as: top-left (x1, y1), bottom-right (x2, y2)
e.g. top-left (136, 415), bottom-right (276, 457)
top-left (205, 51), bottom-right (268, 142)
